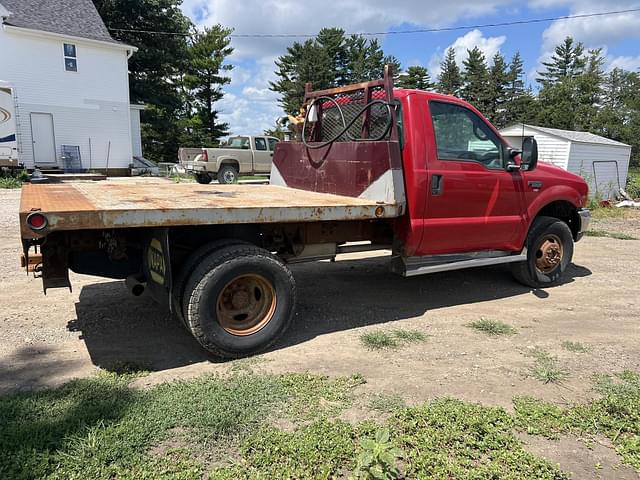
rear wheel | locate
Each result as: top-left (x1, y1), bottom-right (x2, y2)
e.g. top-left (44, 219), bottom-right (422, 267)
top-left (182, 244), bottom-right (296, 358)
top-left (171, 239), bottom-right (246, 327)
top-left (218, 165), bottom-right (238, 184)
top-left (511, 216), bottom-right (574, 288)
top-left (195, 173), bottom-right (212, 184)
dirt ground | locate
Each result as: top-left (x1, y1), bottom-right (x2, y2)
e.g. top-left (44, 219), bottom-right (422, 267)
top-left (2, 187), bottom-right (640, 479)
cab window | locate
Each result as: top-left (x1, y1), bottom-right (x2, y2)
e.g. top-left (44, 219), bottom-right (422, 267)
top-left (228, 137), bottom-right (250, 149)
top-left (429, 101), bottom-right (503, 169)
top-left (267, 138), bottom-right (279, 151)
top-left (255, 138), bottom-right (267, 151)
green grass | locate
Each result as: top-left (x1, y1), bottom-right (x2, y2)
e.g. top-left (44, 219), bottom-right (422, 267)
top-left (0, 370), bottom-right (362, 480)
top-left (3, 369), bottom-right (640, 478)
top-left (585, 230), bottom-right (637, 240)
top-left (359, 328), bottom-right (427, 351)
top-left (561, 340), bottom-right (590, 353)
top-left (468, 318), bottom-right (517, 336)
top-left (528, 349), bottom-right (569, 384)
top-left (369, 393), bottom-right (406, 413)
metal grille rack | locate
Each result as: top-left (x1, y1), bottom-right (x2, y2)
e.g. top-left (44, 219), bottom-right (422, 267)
top-left (303, 65), bottom-right (398, 144)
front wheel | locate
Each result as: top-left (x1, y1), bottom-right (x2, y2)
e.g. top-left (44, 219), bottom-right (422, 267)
top-left (182, 244), bottom-right (296, 358)
top-left (511, 216), bottom-right (574, 288)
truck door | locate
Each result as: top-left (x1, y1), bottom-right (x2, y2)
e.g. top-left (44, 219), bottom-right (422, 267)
top-left (252, 137), bottom-right (272, 173)
top-left (419, 100), bottom-right (526, 254)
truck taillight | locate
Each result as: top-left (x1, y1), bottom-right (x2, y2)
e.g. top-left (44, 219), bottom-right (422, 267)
top-left (201, 149), bottom-right (208, 162)
top-left (26, 212), bottom-right (48, 231)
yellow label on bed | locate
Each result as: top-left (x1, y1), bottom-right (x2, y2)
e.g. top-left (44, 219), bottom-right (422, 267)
top-left (148, 238), bottom-right (165, 285)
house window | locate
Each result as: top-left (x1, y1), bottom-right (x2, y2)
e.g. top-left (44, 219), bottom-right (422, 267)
top-left (64, 43), bottom-right (77, 72)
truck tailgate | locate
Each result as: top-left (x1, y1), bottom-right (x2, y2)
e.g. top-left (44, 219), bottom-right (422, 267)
top-left (20, 182), bottom-right (402, 236)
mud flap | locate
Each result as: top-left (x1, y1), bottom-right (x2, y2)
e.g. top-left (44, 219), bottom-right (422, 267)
top-left (143, 228), bottom-right (173, 310)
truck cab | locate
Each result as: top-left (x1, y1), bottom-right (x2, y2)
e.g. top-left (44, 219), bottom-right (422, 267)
top-left (389, 89), bottom-right (589, 260)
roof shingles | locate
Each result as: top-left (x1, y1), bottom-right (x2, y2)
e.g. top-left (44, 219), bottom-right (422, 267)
top-left (1, 0), bottom-right (120, 44)
top-left (510, 124), bottom-right (630, 147)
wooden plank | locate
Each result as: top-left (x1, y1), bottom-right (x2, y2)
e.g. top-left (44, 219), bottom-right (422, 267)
top-left (19, 182), bottom-right (401, 237)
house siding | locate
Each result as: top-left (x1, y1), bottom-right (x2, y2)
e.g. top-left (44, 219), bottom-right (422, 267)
top-left (0, 26), bottom-right (133, 169)
top-left (567, 142), bottom-right (631, 199)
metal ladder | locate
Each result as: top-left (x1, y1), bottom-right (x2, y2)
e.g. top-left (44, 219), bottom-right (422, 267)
top-left (11, 87), bottom-right (24, 166)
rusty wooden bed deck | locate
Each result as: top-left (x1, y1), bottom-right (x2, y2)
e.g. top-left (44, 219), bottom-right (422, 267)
top-left (20, 182), bottom-right (402, 236)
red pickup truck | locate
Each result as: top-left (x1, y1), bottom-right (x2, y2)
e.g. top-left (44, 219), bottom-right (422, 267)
top-left (19, 67), bottom-right (589, 358)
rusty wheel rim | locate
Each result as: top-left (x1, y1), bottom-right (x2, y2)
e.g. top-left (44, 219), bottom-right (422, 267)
top-left (216, 274), bottom-right (276, 336)
top-left (535, 234), bottom-right (564, 274)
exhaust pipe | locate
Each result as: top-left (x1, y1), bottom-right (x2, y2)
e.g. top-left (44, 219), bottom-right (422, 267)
top-left (125, 275), bottom-right (146, 297)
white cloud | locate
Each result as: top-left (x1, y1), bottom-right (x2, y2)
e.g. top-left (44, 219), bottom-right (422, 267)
top-left (180, 0), bottom-right (514, 135)
top-left (607, 55), bottom-right (640, 71)
top-left (532, 1), bottom-right (640, 77)
top-left (182, 0), bottom-right (514, 59)
top-left (428, 29), bottom-right (507, 78)
top-left (216, 92), bottom-right (283, 137)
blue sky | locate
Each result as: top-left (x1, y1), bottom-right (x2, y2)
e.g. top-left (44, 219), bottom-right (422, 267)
top-left (179, 0), bottom-right (640, 135)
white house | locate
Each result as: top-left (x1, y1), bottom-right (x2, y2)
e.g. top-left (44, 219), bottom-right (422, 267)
top-left (500, 124), bottom-right (632, 199)
top-left (0, 0), bottom-right (141, 174)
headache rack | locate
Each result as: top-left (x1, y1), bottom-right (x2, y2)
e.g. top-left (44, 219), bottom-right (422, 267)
top-left (270, 65), bottom-right (406, 207)
top-left (302, 65), bottom-right (399, 145)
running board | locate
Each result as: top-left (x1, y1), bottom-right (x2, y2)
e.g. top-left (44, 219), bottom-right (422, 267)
top-left (391, 250), bottom-right (527, 277)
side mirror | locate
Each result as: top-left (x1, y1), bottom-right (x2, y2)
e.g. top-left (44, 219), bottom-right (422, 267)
top-left (521, 137), bottom-right (538, 171)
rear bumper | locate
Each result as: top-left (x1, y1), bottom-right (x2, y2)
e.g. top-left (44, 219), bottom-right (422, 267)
top-left (576, 208), bottom-right (590, 242)
top-left (182, 161), bottom-right (210, 173)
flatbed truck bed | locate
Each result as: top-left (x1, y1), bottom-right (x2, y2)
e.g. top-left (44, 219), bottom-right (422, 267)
top-left (19, 182), bottom-right (401, 236)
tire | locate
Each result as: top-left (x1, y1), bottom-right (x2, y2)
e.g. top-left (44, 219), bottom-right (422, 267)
top-left (171, 239), bottom-right (247, 327)
top-left (182, 244), bottom-right (296, 358)
top-left (195, 173), bottom-right (212, 184)
top-left (217, 165), bottom-right (238, 184)
top-left (511, 216), bottom-right (574, 288)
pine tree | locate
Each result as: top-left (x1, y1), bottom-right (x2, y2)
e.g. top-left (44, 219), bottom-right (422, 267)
top-left (574, 48), bottom-right (605, 131)
top-left (437, 48), bottom-right (462, 96)
top-left (502, 52), bottom-right (537, 126)
top-left (486, 52), bottom-right (509, 126)
top-left (183, 25), bottom-right (234, 144)
top-left (537, 36), bottom-right (586, 85)
top-left (461, 47), bottom-right (490, 113)
top-left (397, 66), bottom-right (432, 90)
top-left (271, 30), bottom-right (398, 116)
top-left (271, 36), bottom-right (332, 115)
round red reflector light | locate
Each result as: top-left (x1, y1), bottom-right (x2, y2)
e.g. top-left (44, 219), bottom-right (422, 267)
top-left (27, 212), bottom-right (48, 230)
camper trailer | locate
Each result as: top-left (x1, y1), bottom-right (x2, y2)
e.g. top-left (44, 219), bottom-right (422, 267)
top-left (0, 82), bottom-right (19, 168)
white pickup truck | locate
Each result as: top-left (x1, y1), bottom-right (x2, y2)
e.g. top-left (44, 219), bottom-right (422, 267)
top-left (181, 135), bottom-right (280, 184)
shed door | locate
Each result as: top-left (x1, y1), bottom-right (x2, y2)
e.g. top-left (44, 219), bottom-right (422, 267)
top-left (30, 113), bottom-right (57, 165)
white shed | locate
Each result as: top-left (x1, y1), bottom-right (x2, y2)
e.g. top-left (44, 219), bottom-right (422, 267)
top-left (500, 124), bottom-right (632, 199)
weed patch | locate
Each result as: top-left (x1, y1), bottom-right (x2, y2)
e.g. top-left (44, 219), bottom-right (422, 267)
top-left (360, 329), bottom-right (427, 351)
top-left (514, 371), bottom-right (640, 470)
top-left (0, 176), bottom-right (22, 189)
top-left (369, 393), bottom-right (406, 413)
top-left (468, 318), bottom-right (517, 336)
top-left (585, 230), bottom-right (637, 240)
top-left (528, 349), bottom-right (568, 384)
top-left (561, 340), bottom-right (590, 353)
